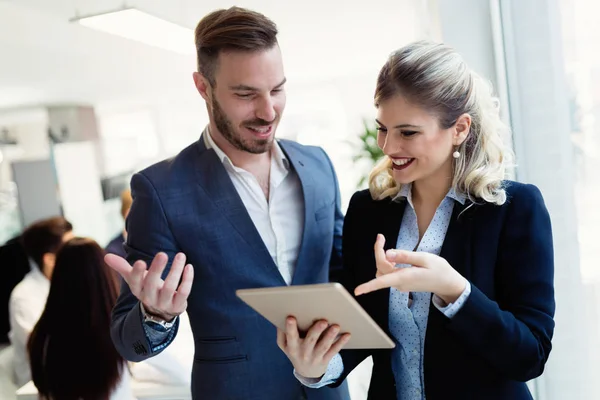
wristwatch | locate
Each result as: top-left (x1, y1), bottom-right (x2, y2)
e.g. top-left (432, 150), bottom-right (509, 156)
top-left (140, 303), bottom-right (176, 332)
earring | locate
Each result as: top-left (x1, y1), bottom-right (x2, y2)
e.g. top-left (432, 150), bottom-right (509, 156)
top-left (453, 150), bottom-right (460, 159)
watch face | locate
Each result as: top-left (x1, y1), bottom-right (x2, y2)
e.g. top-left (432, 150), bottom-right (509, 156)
top-left (146, 320), bottom-right (168, 333)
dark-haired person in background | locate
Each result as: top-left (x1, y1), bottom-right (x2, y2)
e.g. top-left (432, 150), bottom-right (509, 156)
top-left (28, 238), bottom-right (134, 400)
top-left (8, 216), bottom-right (72, 387)
top-left (106, 6), bottom-right (349, 400)
top-left (106, 189), bottom-right (133, 259)
top-left (0, 235), bottom-right (31, 344)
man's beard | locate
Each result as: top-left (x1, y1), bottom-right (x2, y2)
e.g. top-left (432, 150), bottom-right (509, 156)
top-left (212, 95), bottom-right (277, 154)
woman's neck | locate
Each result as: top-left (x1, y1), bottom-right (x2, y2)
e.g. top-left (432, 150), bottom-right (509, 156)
top-left (412, 172), bottom-right (452, 210)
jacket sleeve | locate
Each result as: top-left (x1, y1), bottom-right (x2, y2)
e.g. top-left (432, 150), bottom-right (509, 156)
top-left (110, 172), bottom-right (181, 362)
top-left (445, 184), bottom-right (555, 381)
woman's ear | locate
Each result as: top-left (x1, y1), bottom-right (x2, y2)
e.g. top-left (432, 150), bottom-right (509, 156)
top-left (453, 113), bottom-right (472, 146)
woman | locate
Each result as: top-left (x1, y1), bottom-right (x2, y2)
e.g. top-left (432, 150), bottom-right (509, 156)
top-left (28, 238), bottom-right (134, 400)
top-left (277, 41), bottom-right (555, 399)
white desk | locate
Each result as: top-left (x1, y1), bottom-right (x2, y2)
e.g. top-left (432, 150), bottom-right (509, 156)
top-left (16, 380), bottom-right (191, 400)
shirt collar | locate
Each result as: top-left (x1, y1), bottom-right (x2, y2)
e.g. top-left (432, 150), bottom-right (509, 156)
top-left (203, 126), bottom-right (290, 171)
top-left (393, 183), bottom-right (467, 205)
top-left (447, 186), bottom-right (467, 205)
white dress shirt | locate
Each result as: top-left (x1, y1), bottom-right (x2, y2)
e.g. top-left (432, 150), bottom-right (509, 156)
top-left (204, 129), bottom-right (305, 285)
top-left (8, 266), bottom-right (50, 387)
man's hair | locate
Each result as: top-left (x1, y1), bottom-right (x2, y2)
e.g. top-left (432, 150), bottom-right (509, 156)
top-left (21, 216), bottom-right (73, 270)
top-left (194, 6), bottom-right (278, 86)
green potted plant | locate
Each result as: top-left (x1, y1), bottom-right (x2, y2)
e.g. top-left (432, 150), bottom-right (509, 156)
top-left (351, 119), bottom-right (384, 188)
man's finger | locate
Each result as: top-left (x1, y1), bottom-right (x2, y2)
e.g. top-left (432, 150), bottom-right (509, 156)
top-left (146, 252), bottom-right (169, 279)
top-left (285, 317), bottom-right (300, 353)
top-left (105, 253), bottom-right (134, 277)
top-left (143, 253), bottom-right (168, 289)
top-left (173, 264), bottom-right (194, 311)
top-left (304, 320), bottom-right (328, 348)
top-left (128, 260), bottom-right (147, 295)
top-left (323, 333), bottom-right (351, 361)
top-left (141, 253), bottom-right (169, 305)
top-left (162, 253), bottom-right (186, 296)
top-left (313, 324), bottom-right (340, 359)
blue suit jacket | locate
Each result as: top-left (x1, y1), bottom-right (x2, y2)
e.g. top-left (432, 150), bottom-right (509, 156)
top-left (334, 181), bottom-right (555, 399)
top-left (110, 134), bottom-right (350, 400)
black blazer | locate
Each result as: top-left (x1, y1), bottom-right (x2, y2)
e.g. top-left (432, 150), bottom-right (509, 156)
top-left (333, 181), bottom-right (555, 400)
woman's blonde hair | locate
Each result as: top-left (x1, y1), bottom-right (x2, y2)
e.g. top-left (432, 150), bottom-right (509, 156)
top-left (369, 41), bottom-right (513, 205)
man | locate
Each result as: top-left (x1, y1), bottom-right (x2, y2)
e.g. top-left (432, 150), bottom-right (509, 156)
top-left (8, 216), bottom-right (73, 387)
top-left (106, 6), bottom-right (349, 400)
top-left (105, 189), bottom-right (133, 258)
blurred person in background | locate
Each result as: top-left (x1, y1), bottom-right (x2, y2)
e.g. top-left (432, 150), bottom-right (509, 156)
top-left (8, 216), bottom-right (73, 387)
top-left (106, 189), bottom-right (133, 259)
top-left (0, 234), bottom-right (31, 344)
top-left (28, 238), bottom-right (134, 400)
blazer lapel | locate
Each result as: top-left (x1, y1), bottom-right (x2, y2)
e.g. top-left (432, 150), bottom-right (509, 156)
top-left (439, 201), bottom-right (475, 279)
top-left (374, 198), bottom-right (406, 333)
top-left (424, 200), bottom-right (475, 385)
top-left (278, 141), bottom-right (314, 285)
top-left (193, 131), bottom-right (285, 285)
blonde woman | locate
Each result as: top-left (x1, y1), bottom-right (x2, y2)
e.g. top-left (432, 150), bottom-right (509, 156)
top-left (278, 41), bottom-right (555, 399)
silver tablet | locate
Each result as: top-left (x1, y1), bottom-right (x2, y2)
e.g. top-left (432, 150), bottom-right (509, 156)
top-left (236, 282), bottom-right (395, 349)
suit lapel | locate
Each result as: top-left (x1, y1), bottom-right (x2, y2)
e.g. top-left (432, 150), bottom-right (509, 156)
top-left (375, 198), bottom-right (406, 333)
top-left (193, 132), bottom-right (285, 285)
top-left (424, 200), bottom-right (475, 389)
top-left (439, 201), bottom-right (475, 279)
top-left (278, 141), bottom-right (314, 285)
top-left (381, 199), bottom-right (406, 251)
top-left (424, 200), bottom-right (475, 331)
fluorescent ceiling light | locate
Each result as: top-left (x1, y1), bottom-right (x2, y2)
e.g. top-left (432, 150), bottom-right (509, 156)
top-left (71, 8), bottom-right (195, 55)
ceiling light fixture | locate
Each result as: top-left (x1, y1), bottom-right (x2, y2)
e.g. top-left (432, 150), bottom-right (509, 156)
top-left (70, 7), bottom-right (195, 55)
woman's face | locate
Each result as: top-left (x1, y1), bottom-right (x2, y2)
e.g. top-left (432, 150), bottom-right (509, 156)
top-left (376, 95), bottom-right (469, 187)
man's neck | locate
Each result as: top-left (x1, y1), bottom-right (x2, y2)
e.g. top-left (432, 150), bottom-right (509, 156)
top-left (208, 123), bottom-right (271, 175)
top-left (40, 266), bottom-right (52, 281)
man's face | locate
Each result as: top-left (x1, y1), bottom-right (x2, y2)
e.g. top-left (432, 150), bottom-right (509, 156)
top-left (196, 45), bottom-right (286, 154)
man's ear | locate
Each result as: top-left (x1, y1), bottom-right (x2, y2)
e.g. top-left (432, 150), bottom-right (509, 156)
top-left (193, 72), bottom-right (211, 102)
